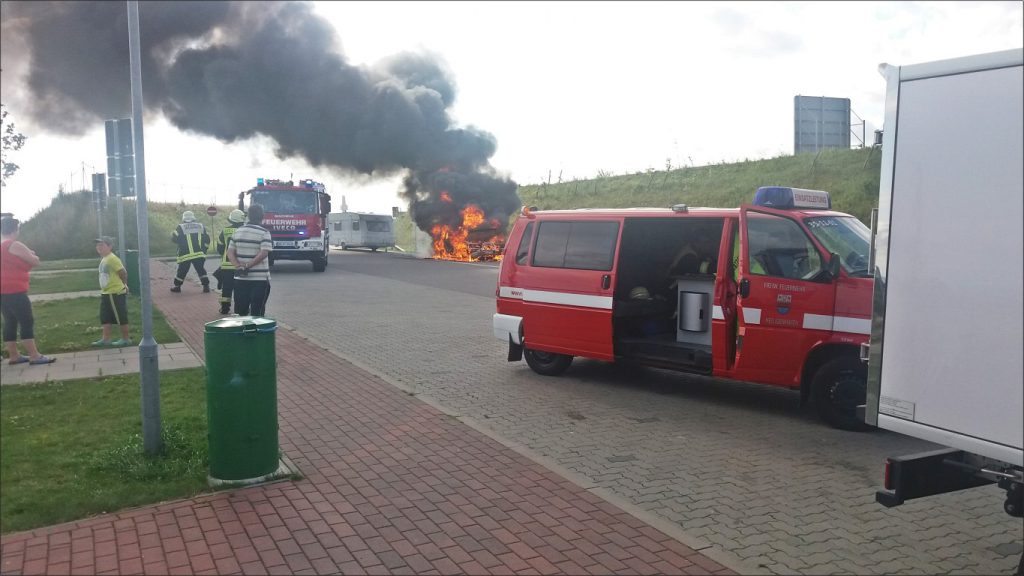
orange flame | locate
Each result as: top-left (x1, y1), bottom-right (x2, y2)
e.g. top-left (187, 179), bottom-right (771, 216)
top-left (431, 204), bottom-right (505, 262)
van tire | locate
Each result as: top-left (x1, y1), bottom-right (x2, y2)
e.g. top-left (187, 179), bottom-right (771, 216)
top-left (813, 356), bottom-right (871, 431)
top-left (524, 348), bottom-right (573, 376)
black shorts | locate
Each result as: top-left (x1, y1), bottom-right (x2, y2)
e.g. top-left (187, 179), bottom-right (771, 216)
top-left (100, 293), bottom-right (129, 325)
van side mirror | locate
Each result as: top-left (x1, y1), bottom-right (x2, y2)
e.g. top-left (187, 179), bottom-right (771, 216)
top-left (828, 252), bottom-right (841, 279)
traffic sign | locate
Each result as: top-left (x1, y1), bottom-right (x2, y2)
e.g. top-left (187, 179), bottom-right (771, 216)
top-left (206, 206), bottom-right (218, 217)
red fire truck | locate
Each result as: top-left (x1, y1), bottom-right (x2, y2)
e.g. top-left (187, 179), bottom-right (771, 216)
top-left (238, 178), bottom-right (332, 272)
top-left (493, 187), bottom-right (873, 429)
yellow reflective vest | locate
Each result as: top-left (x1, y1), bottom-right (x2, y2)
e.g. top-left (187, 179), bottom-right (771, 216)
top-left (216, 226), bottom-right (241, 269)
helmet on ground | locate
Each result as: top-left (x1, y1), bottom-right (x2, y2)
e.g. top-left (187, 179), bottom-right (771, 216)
top-left (629, 286), bottom-right (651, 300)
top-left (182, 211), bottom-right (196, 222)
top-left (228, 209), bottom-right (245, 224)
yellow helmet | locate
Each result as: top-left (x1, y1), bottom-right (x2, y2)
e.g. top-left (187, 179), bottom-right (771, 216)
top-left (629, 286), bottom-right (651, 300)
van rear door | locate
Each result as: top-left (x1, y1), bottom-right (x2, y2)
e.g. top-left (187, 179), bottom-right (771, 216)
top-left (518, 219), bottom-right (620, 361)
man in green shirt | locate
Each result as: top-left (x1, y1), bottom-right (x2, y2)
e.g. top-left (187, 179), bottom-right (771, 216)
top-left (93, 237), bottom-right (132, 347)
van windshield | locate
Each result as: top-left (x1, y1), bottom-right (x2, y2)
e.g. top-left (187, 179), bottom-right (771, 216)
top-left (251, 191), bottom-right (317, 214)
top-left (804, 216), bottom-right (871, 277)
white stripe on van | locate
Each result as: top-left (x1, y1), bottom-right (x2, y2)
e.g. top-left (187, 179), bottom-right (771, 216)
top-left (743, 308), bottom-right (762, 325)
top-left (499, 286), bottom-right (522, 299)
top-left (833, 316), bottom-right (871, 335)
top-left (501, 286), bottom-right (869, 334)
top-left (524, 289), bottom-right (613, 309)
top-left (803, 313), bottom-right (834, 331)
top-left (498, 285), bottom-right (613, 310)
top-left (802, 313), bottom-right (870, 335)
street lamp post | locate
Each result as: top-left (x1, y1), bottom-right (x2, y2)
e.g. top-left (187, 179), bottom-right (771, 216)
top-left (127, 0), bottom-right (162, 455)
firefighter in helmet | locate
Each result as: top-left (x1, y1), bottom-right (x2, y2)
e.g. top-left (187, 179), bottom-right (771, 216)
top-left (170, 210), bottom-right (211, 293)
top-left (214, 209), bottom-right (246, 314)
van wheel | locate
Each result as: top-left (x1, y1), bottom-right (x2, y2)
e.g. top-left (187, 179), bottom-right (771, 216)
top-left (524, 348), bottom-right (573, 376)
top-left (813, 356), bottom-right (871, 431)
top-left (341, 243), bottom-right (348, 251)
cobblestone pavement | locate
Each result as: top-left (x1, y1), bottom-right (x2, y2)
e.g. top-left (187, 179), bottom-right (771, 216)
top-left (0, 260), bottom-right (738, 575)
top-left (264, 250), bottom-right (1023, 575)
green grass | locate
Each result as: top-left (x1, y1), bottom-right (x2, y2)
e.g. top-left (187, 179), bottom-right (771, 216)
top-left (0, 369), bottom-right (209, 534)
top-left (29, 271), bottom-right (97, 294)
top-left (0, 296), bottom-right (180, 359)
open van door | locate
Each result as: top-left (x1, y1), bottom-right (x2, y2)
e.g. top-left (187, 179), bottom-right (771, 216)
top-left (734, 205), bottom-right (838, 386)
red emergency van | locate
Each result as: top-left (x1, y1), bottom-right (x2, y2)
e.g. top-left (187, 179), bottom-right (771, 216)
top-left (493, 187), bottom-right (873, 429)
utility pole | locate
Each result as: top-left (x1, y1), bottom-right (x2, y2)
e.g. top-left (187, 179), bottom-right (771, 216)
top-left (128, 0), bottom-right (161, 456)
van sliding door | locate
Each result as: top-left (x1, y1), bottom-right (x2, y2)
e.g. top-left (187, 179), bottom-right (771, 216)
top-left (518, 220), bottom-right (620, 361)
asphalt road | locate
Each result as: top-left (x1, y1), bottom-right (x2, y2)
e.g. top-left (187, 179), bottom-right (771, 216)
top-left (262, 247), bottom-right (1022, 575)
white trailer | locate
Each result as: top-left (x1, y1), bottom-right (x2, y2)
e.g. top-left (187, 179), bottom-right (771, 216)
top-left (328, 212), bottom-right (395, 251)
top-left (863, 47), bottom-right (1023, 567)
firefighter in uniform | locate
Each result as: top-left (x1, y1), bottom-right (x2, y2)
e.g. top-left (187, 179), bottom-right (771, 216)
top-left (214, 209), bottom-right (246, 314)
top-left (170, 211), bottom-right (211, 293)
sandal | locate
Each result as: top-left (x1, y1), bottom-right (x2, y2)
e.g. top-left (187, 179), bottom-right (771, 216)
top-left (8, 355), bottom-right (30, 365)
top-left (29, 355), bottom-right (56, 365)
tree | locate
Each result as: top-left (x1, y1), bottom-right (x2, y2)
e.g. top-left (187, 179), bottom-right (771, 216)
top-left (1, 104), bottom-right (27, 188)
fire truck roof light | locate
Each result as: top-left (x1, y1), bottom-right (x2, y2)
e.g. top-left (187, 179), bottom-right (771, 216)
top-left (257, 178), bottom-right (265, 186)
top-left (753, 186), bottom-right (831, 210)
top-left (672, 204), bottom-right (688, 213)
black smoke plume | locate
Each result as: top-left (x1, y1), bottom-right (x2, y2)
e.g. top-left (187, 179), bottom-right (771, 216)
top-left (2, 1), bottom-right (519, 236)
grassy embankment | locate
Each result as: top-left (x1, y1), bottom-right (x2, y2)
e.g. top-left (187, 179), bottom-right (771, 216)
top-left (517, 147), bottom-right (881, 224)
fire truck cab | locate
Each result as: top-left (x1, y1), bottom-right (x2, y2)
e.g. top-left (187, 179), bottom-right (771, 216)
top-left (238, 178), bottom-right (332, 272)
top-left (494, 187), bottom-right (874, 429)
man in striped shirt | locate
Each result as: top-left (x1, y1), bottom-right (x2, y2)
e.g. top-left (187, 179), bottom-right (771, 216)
top-left (227, 204), bottom-right (273, 316)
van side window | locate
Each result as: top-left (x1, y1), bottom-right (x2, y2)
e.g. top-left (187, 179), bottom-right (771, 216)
top-left (747, 213), bottom-right (822, 280)
top-left (353, 221), bottom-right (360, 231)
top-left (515, 222), bottom-right (535, 265)
top-left (533, 221), bottom-right (619, 271)
top-left (333, 223), bottom-right (342, 232)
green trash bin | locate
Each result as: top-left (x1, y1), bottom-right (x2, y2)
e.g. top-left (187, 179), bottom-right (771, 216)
top-left (123, 249), bottom-right (140, 294)
top-left (204, 316), bottom-right (279, 482)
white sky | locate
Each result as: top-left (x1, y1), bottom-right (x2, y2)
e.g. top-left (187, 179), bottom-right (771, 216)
top-left (1, 1), bottom-right (1021, 221)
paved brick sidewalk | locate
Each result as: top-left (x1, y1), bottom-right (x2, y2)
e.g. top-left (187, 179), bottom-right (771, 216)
top-left (0, 262), bottom-right (736, 575)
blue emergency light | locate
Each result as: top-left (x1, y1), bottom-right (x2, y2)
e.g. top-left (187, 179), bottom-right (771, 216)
top-left (753, 186), bottom-right (831, 210)
top-left (257, 178), bottom-right (265, 186)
